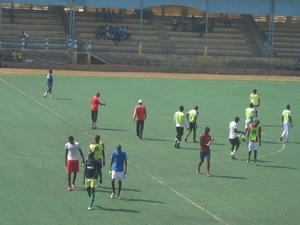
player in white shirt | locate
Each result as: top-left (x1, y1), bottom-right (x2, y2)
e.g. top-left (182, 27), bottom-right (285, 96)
top-left (229, 117), bottom-right (245, 159)
top-left (65, 136), bottom-right (85, 191)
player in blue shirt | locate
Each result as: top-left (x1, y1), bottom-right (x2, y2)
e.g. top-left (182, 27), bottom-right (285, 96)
top-left (83, 152), bottom-right (102, 210)
top-left (43, 69), bottom-right (53, 98)
top-left (109, 144), bottom-right (127, 199)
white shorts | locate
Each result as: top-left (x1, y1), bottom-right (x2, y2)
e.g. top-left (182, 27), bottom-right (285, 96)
top-left (248, 141), bottom-right (259, 151)
top-left (245, 119), bottom-right (251, 129)
top-left (111, 171), bottom-right (125, 181)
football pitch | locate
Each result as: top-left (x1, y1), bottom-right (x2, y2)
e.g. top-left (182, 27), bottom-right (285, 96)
top-left (0, 71), bottom-right (299, 225)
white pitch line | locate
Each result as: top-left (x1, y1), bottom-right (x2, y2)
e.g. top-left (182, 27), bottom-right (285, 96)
top-left (136, 166), bottom-right (229, 225)
top-left (0, 78), bottom-right (94, 139)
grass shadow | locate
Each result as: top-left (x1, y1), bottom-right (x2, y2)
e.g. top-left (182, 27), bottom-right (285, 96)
top-left (143, 138), bottom-right (171, 142)
top-left (99, 186), bottom-right (142, 192)
top-left (52, 98), bottom-right (73, 101)
top-left (97, 127), bottom-right (129, 132)
top-left (209, 175), bottom-right (248, 179)
top-left (96, 205), bottom-right (140, 213)
top-left (257, 165), bottom-right (297, 170)
top-left (121, 198), bottom-right (165, 204)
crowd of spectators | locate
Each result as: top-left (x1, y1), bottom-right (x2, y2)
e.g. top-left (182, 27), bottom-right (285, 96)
top-left (171, 14), bottom-right (232, 37)
top-left (95, 8), bottom-right (123, 23)
top-left (95, 25), bottom-right (131, 45)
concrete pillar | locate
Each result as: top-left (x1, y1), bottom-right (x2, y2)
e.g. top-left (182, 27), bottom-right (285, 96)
top-left (286, 16), bottom-right (292, 24)
top-left (161, 6), bottom-right (165, 19)
top-left (267, 45), bottom-right (273, 58)
top-left (138, 41), bottom-right (143, 56)
top-left (203, 45), bottom-right (208, 56)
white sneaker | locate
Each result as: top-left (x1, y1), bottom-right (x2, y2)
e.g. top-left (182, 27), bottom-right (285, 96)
top-left (117, 195), bottom-right (121, 199)
top-left (88, 206), bottom-right (93, 210)
top-left (110, 192), bottom-right (115, 198)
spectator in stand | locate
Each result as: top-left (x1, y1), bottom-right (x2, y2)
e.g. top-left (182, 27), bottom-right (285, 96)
top-left (224, 14), bottom-right (231, 28)
top-left (113, 26), bottom-right (121, 45)
top-left (95, 26), bottom-right (101, 39)
top-left (172, 17), bottom-right (179, 31)
top-left (117, 10), bottom-right (122, 23)
top-left (187, 18), bottom-right (192, 32)
top-left (102, 8), bottom-right (106, 22)
top-left (111, 10), bottom-right (116, 23)
top-left (95, 9), bottom-right (100, 21)
top-left (105, 24), bottom-right (109, 39)
top-left (125, 26), bottom-right (131, 40)
top-left (148, 10), bottom-right (154, 24)
top-left (120, 26), bottom-right (125, 40)
top-left (180, 18), bottom-right (187, 31)
top-left (9, 9), bottom-right (15, 23)
top-left (106, 9), bottom-right (111, 23)
top-left (208, 18), bottom-right (216, 33)
top-left (11, 50), bottom-right (17, 62)
top-left (297, 58), bottom-right (300, 67)
top-left (198, 18), bottom-right (206, 37)
top-left (109, 25), bottom-right (114, 39)
top-left (20, 31), bottom-right (29, 47)
top-left (191, 15), bottom-right (195, 26)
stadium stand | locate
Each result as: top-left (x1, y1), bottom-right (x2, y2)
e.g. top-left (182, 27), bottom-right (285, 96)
top-left (257, 22), bottom-right (300, 57)
top-left (1, 9), bottom-right (66, 49)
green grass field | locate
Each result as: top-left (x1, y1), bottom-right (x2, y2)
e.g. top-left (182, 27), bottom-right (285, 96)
top-left (0, 73), bottom-right (299, 225)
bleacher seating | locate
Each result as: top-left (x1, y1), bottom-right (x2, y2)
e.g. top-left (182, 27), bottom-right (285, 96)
top-left (1, 9), bottom-right (66, 49)
top-left (73, 12), bottom-right (158, 52)
top-left (258, 22), bottom-right (300, 57)
top-left (163, 19), bottom-right (252, 56)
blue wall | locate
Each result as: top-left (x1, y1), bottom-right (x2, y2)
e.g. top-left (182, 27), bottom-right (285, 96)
top-left (3, 0), bottom-right (300, 16)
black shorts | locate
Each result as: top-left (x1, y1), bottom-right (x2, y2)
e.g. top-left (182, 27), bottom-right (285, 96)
top-left (229, 137), bottom-right (239, 146)
top-left (189, 122), bottom-right (196, 131)
top-left (176, 127), bottom-right (184, 136)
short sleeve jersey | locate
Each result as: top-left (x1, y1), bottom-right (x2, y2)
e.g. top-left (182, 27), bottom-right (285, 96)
top-left (282, 109), bottom-right (291, 123)
top-left (65, 142), bottom-right (81, 160)
top-left (90, 96), bottom-right (100, 111)
top-left (200, 133), bottom-right (211, 152)
top-left (229, 121), bottom-right (238, 139)
top-left (85, 158), bottom-right (101, 179)
top-left (89, 141), bottom-right (104, 159)
top-left (111, 150), bottom-right (128, 172)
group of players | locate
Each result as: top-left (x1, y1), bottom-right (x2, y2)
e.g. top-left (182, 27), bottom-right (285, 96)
top-left (64, 135), bottom-right (128, 210)
top-left (172, 88), bottom-right (293, 177)
top-left (42, 71), bottom-right (293, 208)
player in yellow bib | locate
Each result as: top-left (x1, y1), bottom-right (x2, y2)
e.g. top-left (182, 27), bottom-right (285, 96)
top-left (249, 89), bottom-right (260, 121)
top-left (89, 135), bottom-right (105, 185)
top-left (247, 120), bottom-right (261, 166)
top-left (174, 106), bottom-right (189, 148)
top-left (242, 103), bottom-right (254, 142)
top-left (280, 104), bottom-right (293, 143)
top-left (184, 106), bottom-right (199, 143)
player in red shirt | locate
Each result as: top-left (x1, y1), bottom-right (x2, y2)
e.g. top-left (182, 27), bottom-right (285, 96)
top-left (90, 92), bottom-right (105, 129)
top-left (196, 127), bottom-right (214, 177)
top-left (133, 99), bottom-right (147, 139)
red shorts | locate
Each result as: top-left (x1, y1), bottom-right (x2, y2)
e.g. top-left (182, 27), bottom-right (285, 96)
top-left (66, 160), bottom-right (79, 173)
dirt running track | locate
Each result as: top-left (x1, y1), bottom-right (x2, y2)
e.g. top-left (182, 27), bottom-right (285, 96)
top-left (1, 68), bottom-right (300, 82)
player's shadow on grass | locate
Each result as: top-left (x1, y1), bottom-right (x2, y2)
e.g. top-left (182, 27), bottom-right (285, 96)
top-left (143, 138), bottom-right (172, 142)
top-left (263, 124), bottom-right (282, 128)
top-left (263, 141), bottom-right (282, 144)
top-left (97, 127), bottom-right (129, 132)
top-left (96, 206), bottom-right (140, 213)
top-left (122, 198), bottom-right (165, 204)
top-left (210, 175), bottom-right (248, 179)
top-left (257, 165), bottom-right (297, 170)
top-left (52, 98), bottom-right (73, 101)
top-left (100, 186), bottom-right (141, 192)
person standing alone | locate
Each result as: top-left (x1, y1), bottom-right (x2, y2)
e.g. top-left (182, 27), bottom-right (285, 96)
top-left (43, 70), bottom-right (53, 98)
top-left (280, 104), bottom-right (293, 143)
top-left (90, 92), bottom-right (106, 129)
top-left (133, 99), bottom-right (147, 139)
